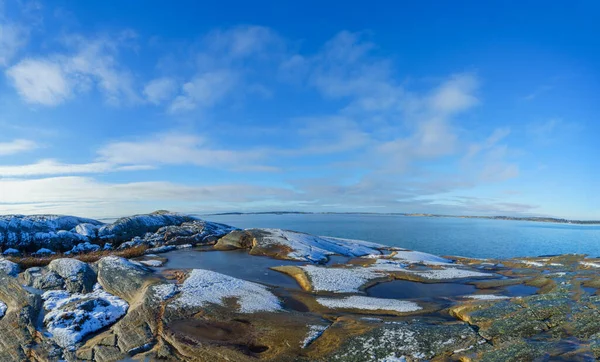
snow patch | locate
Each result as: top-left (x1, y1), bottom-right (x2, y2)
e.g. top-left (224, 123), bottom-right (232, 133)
top-left (0, 301), bottom-right (6, 318)
top-left (464, 294), bottom-right (509, 301)
top-left (42, 286), bottom-right (128, 348)
top-left (301, 324), bottom-right (329, 348)
top-left (301, 265), bottom-right (385, 293)
top-left (172, 269), bottom-right (281, 313)
top-left (250, 228), bottom-right (387, 262)
top-left (317, 296), bottom-right (421, 313)
top-left (405, 267), bottom-right (491, 280)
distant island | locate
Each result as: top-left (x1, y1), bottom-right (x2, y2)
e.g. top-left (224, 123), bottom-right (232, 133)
top-left (204, 211), bottom-right (600, 225)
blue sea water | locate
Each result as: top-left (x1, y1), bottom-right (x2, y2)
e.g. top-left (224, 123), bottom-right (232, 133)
top-left (200, 214), bottom-right (600, 259)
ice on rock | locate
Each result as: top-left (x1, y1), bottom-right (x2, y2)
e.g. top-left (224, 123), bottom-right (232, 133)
top-left (42, 286), bottom-right (128, 348)
top-left (172, 269), bottom-right (281, 313)
top-left (0, 301), bottom-right (6, 318)
top-left (139, 259), bottom-right (164, 267)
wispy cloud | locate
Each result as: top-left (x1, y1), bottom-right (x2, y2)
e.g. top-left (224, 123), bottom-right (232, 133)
top-left (0, 139), bottom-right (37, 156)
top-left (6, 31), bottom-right (140, 106)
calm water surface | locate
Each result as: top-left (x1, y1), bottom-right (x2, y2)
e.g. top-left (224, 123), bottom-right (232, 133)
top-left (199, 214), bottom-right (600, 259)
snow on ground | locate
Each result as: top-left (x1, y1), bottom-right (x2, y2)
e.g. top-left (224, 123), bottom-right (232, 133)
top-left (301, 324), bottom-right (329, 348)
top-left (463, 294), bottom-right (509, 301)
top-left (580, 261), bottom-right (600, 268)
top-left (366, 251), bottom-right (451, 264)
top-left (251, 229), bottom-right (386, 263)
top-left (300, 265), bottom-right (385, 293)
top-left (316, 296), bottom-right (422, 313)
top-left (405, 267), bottom-right (491, 280)
top-left (0, 301), bottom-right (6, 318)
top-left (172, 269), bottom-right (281, 313)
top-left (42, 285), bottom-right (128, 349)
top-left (150, 284), bottom-right (179, 302)
top-left (520, 261), bottom-right (544, 267)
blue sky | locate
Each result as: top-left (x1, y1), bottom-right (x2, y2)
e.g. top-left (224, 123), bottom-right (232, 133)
top-left (0, 0), bottom-right (598, 219)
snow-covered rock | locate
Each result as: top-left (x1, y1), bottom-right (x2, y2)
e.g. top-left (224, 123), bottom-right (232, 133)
top-left (171, 269), bottom-right (281, 313)
top-left (48, 258), bottom-right (96, 293)
top-left (316, 296), bottom-right (422, 313)
top-left (42, 286), bottom-right (128, 349)
top-left (67, 242), bottom-right (101, 254)
top-left (2, 248), bottom-right (19, 256)
top-left (217, 228), bottom-right (390, 263)
top-left (300, 265), bottom-right (385, 293)
top-left (97, 211), bottom-right (198, 243)
top-left (33, 248), bottom-right (55, 256)
top-left (301, 324), bottom-right (329, 348)
top-left (74, 223), bottom-right (100, 238)
top-left (0, 258), bottom-right (20, 277)
top-left (0, 215), bottom-right (102, 252)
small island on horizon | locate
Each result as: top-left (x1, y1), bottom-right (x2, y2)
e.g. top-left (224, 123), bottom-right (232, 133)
top-left (204, 211), bottom-right (600, 225)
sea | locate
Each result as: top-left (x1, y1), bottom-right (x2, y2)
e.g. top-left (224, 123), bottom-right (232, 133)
top-left (199, 213), bottom-right (600, 260)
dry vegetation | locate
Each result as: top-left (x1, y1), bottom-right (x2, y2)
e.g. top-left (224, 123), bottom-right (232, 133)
top-left (8, 245), bottom-right (149, 269)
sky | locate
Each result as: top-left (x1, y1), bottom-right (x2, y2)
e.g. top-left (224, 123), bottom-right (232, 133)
top-left (0, 0), bottom-right (598, 219)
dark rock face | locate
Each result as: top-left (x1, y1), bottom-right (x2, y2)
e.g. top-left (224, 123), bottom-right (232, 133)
top-left (0, 271), bottom-right (42, 361)
top-left (22, 267), bottom-right (64, 290)
top-left (96, 256), bottom-right (153, 303)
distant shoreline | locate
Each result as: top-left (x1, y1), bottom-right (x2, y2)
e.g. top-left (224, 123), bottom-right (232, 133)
top-left (202, 211), bottom-right (600, 225)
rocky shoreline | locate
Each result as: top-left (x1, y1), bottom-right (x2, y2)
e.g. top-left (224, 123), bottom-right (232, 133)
top-left (0, 211), bottom-right (599, 361)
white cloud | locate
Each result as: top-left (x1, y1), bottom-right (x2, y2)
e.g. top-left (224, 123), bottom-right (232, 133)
top-left (429, 74), bottom-right (479, 115)
top-left (6, 59), bottom-right (71, 105)
top-left (204, 25), bottom-right (283, 59)
top-left (98, 133), bottom-right (266, 167)
top-left (169, 70), bottom-right (237, 112)
top-left (143, 77), bottom-right (177, 104)
top-left (64, 35), bottom-right (140, 105)
top-left (0, 139), bottom-right (37, 156)
top-left (0, 22), bottom-right (26, 66)
top-left (6, 34), bottom-right (139, 106)
top-left (0, 176), bottom-right (298, 217)
top-left (0, 159), bottom-right (139, 177)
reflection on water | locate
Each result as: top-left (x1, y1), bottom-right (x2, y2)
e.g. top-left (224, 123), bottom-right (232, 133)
top-left (160, 249), bottom-right (303, 289)
top-left (366, 280), bottom-right (477, 299)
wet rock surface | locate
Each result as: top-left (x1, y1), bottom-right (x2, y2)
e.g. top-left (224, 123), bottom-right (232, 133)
top-left (0, 213), bottom-right (599, 361)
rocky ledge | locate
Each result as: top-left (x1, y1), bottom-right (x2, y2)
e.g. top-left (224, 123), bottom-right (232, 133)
top-left (0, 212), bottom-right (599, 361)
